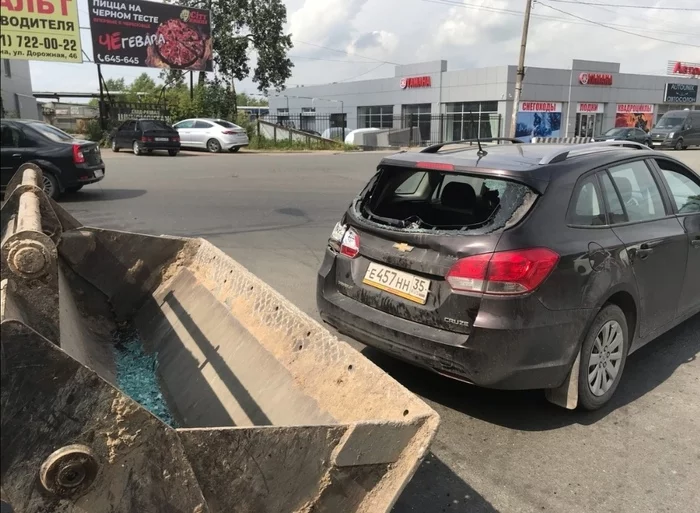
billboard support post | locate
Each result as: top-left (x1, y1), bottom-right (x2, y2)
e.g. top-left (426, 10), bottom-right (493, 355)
top-left (98, 65), bottom-right (105, 131)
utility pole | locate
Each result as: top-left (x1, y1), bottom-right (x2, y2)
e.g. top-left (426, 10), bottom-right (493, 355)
top-left (509, 0), bottom-right (534, 138)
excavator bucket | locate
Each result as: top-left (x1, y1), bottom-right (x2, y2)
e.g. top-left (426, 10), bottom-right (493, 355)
top-left (0, 164), bottom-right (439, 513)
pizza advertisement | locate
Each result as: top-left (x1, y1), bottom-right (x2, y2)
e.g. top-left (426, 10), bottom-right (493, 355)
top-left (87, 0), bottom-right (213, 71)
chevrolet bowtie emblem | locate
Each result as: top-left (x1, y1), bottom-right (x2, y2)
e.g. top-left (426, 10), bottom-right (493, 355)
top-left (393, 243), bottom-right (414, 252)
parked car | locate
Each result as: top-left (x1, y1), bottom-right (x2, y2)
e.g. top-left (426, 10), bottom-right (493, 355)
top-left (111, 119), bottom-right (180, 156)
top-left (594, 127), bottom-right (652, 147)
top-left (173, 118), bottom-right (249, 153)
top-left (1, 119), bottom-right (105, 199)
top-left (650, 109), bottom-right (700, 150)
top-left (317, 140), bottom-right (700, 410)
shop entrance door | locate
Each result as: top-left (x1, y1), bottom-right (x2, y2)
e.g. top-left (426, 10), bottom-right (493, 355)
top-left (575, 113), bottom-right (603, 137)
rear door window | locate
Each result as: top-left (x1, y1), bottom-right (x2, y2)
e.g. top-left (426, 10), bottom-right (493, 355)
top-left (360, 167), bottom-right (535, 232)
top-left (605, 161), bottom-right (667, 223)
top-left (569, 175), bottom-right (605, 226)
top-left (655, 159), bottom-right (700, 214)
top-left (194, 120), bottom-right (213, 129)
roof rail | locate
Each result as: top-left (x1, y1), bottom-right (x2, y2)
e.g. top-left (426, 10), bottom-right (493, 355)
top-left (539, 140), bottom-right (650, 165)
top-left (421, 138), bottom-right (524, 154)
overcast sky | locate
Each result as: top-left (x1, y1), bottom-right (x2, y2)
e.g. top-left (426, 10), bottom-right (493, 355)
top-left (29, 0), bottom-right (700, 98)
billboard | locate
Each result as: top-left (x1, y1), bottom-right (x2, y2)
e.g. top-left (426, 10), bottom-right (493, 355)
top-left (515, 102), bottom-right (562, 143)
top-left (615, 104), bottom-right (654, 131)
top-left (87, 0), bottom-right (212, 71)
top-left (0, 0), bottom-right (82, 63)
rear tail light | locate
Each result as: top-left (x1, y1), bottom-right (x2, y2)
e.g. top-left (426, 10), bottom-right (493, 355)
top-left (328, 222), bottom-right (347, 252)
top-left (340, 228), bottom-right (361, 259)
top-left (172, 136), bottom-right (180, 142)
top-left (72, 144), bottom-right (85, 164)
top-left (446, 248), bottom-right (559, 295)
top-left (141, 136), bottom-right (154, 143)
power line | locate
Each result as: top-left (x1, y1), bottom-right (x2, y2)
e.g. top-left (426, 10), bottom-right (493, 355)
top-left (546, 0), bottom-right (700, 11)
top-left (336, 63), bottom-right (389, 82)
top-left (290, 55), bottom-right (384, 64)
top-left (420, 0), bottom-right (698, 38)
top-left (538, 1), bottom-right (700, 48)
top-left (294, 39), bottom-right (402, 66)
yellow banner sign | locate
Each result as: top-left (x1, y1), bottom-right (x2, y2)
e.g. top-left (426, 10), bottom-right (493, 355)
top-left (0, 0), bottom-right (82, 63)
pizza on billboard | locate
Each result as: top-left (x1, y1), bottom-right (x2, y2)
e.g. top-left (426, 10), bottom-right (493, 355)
top-left (88, 0), bottom-right (212, 71)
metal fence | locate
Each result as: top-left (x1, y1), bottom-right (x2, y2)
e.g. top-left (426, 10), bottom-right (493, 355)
top-left (258, 113), bottom-right (503, 146)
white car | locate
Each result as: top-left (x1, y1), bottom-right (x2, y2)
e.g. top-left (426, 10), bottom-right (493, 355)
top-left (173, 118), bottom-right (249, 153)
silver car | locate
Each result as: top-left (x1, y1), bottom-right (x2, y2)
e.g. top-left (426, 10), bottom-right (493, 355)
top-left (173, 118), bottom-right (249, 153)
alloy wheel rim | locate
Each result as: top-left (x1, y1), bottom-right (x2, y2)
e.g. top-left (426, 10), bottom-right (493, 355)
top-left (42, 175), bottom-right (54, 197)
top-left (112, 140), bottom-right (116, 150)
top-left (588, 320), bottom-right (623, 397)
top-left (133, 142), bottom-right (139, 154)
top-left (209, 140), bottom-right (220, 152)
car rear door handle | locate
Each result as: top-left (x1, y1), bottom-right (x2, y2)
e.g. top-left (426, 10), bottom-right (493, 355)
top-left (12, 153), bottom-right (22, 158)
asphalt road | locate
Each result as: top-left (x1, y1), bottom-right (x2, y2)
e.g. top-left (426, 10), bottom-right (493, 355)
top-left (62, 148), bottom-right (699, 513)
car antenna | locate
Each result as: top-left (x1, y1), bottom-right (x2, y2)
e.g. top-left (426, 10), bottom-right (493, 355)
top-left (471, 110), bottom-right (488, 156)
top-left (476, 138), bottom-right (487, 156)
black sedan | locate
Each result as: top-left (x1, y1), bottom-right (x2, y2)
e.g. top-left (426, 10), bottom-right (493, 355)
top-left (111, 119), bottom-right (180, 156)
top-left (595, 127), bottom-right (652, 147)
top-left (317, 140), bottom-right (700, 410)
top-left (1, 119), bottom-right (105, 199)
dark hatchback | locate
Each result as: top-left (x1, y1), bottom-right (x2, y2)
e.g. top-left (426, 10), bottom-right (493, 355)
top-left (111, 119), bottom-right (180, 156)
top-left (317, 140), bottom-right (700, 410)
top-left (1, 119), bottom-right (105, 199)
top-left (594, 127), bottom-right (652, 147)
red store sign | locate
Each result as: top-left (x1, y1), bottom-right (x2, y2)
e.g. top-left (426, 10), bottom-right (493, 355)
top-left (579, 72), bottom-right (613, 86)
top-left (519, 102), bottom-right (561, 112)
top-left (670, 61), bottom-right (700, 77)
top-left (577, 103), bottom-right (604, 113)
top-left (616, 104), bottom-right (654, 114)
top-left (400, 76), bottom-right (432, 89)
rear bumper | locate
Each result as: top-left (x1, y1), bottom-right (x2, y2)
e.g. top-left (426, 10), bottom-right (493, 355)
top-left (140, 142), bottom-right (181, 151)
top-left (222, 137), bottom-right (249, 149)
top-left (65, 163), bottom-right (105, 187)
top-left (317, 249), bottom-right (590, 390)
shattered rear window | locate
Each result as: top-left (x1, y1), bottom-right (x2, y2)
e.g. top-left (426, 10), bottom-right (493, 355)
top-left (356, 166), bottom-right (536, 234)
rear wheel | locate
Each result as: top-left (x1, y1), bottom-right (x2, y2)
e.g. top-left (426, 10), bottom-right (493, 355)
top-left (674, 139), bottom-right (684, 151)
top-left (42, 172), bottom-right (60, 200)
top-left (168, 150), bottom-right (178, 156)
top-left (65, 185), bottom-right (83, 193)
top-left (207, 138), bottom-right (222, 153)
top-left (229, 146), bottom-right (240, 153)
top-left (133, 141), bottom-right (142, 156)
top-left (577, 305), bottom-right (629, 411)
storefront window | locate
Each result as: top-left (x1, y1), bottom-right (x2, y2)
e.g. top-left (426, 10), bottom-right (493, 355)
top-left (358, 106), bottom-right (394, 128)
top-left (402, 104), bottom-right (432, 142)
top-left (444, 102), bottom-right (499, 141)
top-left (301, 107), bottom-right (316, 132)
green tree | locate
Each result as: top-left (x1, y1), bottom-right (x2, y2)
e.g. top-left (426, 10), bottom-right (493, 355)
top-left (104, 77), bottom-right (127, 92)
top-left (129, 73), bottom-right (161, 102)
